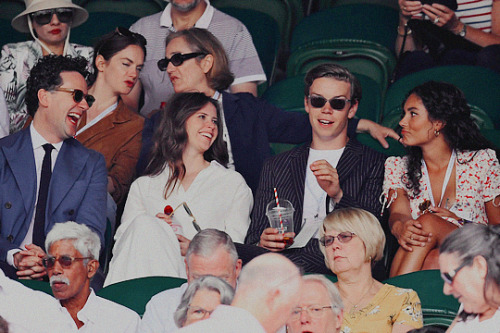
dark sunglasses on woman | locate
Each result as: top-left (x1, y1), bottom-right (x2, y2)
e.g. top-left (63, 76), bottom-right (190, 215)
top-left (55, 87), bottom-right (95, 107)
top-left (30, 8), bottom-right (73, 25)
top-left (157, 52), bottom-right (207, 71)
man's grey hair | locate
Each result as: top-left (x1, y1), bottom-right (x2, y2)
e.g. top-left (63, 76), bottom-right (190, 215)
top-left (45, 221), bottom-right (100, 261)
top-left (174, 275), bottom-right (235, 327)
top-left (185, 229), bottom-right (238, 266)
top-left (302, 274), bottom-right (344, 315)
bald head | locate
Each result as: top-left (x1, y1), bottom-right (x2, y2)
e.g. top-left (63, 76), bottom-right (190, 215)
top-left (234, 253), bottom-right (302, 333)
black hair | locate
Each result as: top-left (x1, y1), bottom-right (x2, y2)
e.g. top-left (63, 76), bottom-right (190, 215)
top-left (25, 55), bottom-right (89, 117)
top-left (88, 27), bottom-right (147, 85)
top-left (402, 81), bottom-right (494, 196)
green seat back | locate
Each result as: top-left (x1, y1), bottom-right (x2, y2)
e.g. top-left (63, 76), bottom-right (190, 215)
top-left (287, 39), bottom-right (396, 99)
top-left (0, 18), bottom-right (27, 47)
top-left (83, 0), bottom-right (162, 17)
top-left (384, 270), bottom-right (459, 327)
top-left (0, 0), bottom-right (25, 21)
top-left (383, 66), bottom-right (500, 130)
top-left (18, 279), bottom-right (53, 296)
top-left (98, 276), bottom-right (187, 316)
top-left (218, 7), bottom-right (280, 84)
top-left (318, 0), bottom-right (399, 10)
top-left (212, 0), bottom-right (292, 53)
top-left (71, 12), bottom-right (141, 47)
top-left (290, 4), bottom-right (399, 53)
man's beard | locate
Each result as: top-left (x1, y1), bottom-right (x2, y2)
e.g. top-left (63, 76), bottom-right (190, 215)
top-left (171, 0), bottom-right (201, 12)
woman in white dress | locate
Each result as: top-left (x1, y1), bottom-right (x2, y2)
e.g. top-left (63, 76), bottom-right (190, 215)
top-left (105, 92), bottom-right (253, 286)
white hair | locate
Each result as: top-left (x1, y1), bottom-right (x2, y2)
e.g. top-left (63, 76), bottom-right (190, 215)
top-left (302, 275), bottom-right (344, 315)
top-left (45, 221), bottom-right (100, 260)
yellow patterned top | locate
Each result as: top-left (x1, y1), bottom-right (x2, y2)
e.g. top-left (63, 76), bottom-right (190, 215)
top-left (341, 284), bottom-right (423, 333)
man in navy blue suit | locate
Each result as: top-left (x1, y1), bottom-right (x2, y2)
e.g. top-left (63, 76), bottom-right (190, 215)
top-left (243, 64), bottom-right (386, 274)
top-left (0, 55), bottom-right (107, 279)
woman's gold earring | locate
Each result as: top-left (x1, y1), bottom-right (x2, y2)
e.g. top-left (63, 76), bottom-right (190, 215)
top-left (434, 129), bottom-right (440, 137)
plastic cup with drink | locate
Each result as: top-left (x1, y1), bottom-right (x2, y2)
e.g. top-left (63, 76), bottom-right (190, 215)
top-left (266, 199), bottom-right (295, 248)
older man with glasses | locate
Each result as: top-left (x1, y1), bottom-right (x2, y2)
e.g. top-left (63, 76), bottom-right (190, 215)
top-left (44, 221), bottom-right (140, 332)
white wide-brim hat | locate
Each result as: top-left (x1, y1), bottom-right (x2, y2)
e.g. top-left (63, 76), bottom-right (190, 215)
top-left (12, 0), bottom-right (88, 33)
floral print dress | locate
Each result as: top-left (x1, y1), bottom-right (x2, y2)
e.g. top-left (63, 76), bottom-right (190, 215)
top-left (383, 149), bottom-right (500, 225)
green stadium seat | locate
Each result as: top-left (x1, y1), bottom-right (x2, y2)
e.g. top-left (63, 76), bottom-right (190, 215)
top-left (383, 65), bottom-right (500, 130)
top-left (97, 276), bottom-right (187, 316)
top-left (83, 0), bottom-right (162, 17)
top-left (0, 0), bottom-right (25, 21)
top-left (218, 7), bottom-right (280, 85)
top-left (318, 0), bottom-right (399, 10)
top-left (18, 279), bottom-right (53, 296)
top-left (287, 39), bottom-right (396, 98)
top-left (290, 4), bottom-right (399, 53)
top-left (212, 0), bottom-right (292, 54)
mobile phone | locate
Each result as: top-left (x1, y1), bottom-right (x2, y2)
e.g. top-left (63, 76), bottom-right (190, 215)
top-left (420, 0), bottom-right (458, 11)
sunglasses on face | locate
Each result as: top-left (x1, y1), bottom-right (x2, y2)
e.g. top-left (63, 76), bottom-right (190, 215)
top-left (319, 231), bottom-right (356, 246)
top-left (42, 255), bottom-right (92, 269)
top-left (157, 52), bottom-right (207, 71)
top-left (441, 260), bottom-right (470, 285)
top-left (308, 95), bottom-right (352, 110)
top-left (30, 8), bottom-right (73, 26)
top-left (55, 87), bottom-right (95, 107)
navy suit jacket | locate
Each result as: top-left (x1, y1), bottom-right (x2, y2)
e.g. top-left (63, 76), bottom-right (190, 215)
top-left (245, 139), bottom-right (386, 273)
top-left (136, 92), bottom-right (358, 194)
top-left (0, 128), bottom-right (107, 261)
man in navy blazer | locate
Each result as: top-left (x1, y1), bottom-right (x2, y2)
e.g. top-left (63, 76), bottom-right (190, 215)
top-left (243, 64), bottom-right (386, 274)
top-left (0, 55), bottom-right (107, 279)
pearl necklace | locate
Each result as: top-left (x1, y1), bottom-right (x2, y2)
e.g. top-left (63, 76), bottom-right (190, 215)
top-left (340, 280), bottom-right (375, 315)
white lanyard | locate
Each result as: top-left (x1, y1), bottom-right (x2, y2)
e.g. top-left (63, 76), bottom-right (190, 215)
top-left (76, 102), bottom-right (118, 136)
top-left (421, 150), bottom-right (456, 207)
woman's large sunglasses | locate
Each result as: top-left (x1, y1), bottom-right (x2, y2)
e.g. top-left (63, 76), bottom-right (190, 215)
top-left (157, 52), bottom-right (207, 71)
top-left (55, 87), bottom-right (95, 107)
top-left (30, 8), bottom-right (73, 26)
top-left (42, 255), bottom-right (91, 269)
top-left (308, 95), bottom-right (351, 110)
top-left (320, 231), bottom-right (356, 246)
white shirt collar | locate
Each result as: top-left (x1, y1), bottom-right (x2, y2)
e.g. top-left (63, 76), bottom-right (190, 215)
top-left (160, 0), bottom-right (214, 30)
top-left (30, 124), bottom-right (63, 152)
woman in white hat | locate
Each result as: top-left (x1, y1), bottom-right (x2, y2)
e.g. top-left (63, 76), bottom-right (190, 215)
top-left (0, 0), bottom-right (93, 134)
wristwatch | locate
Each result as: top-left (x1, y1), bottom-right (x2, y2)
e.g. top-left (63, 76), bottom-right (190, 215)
top-left (458, 24), bottom-right (467, 37)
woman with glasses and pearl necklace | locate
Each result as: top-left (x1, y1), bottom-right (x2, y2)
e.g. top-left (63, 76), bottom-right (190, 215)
top-left (319, 207), bottom-right (423, 332)
top-left (1, 0), bottom-right (93, 134)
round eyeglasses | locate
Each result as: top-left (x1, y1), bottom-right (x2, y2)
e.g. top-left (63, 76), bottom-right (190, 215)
top-left (42, 255), bottom-right (92, 269)
top-left (54, 87), bottom-right (95, 107)
top-left (320, 231), bottom-right (356, 246)
top-left (290, 305), bottom-right (333, 321)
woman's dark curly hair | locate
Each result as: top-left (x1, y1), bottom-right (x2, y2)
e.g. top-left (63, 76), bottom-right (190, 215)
top-left (25, 55), bottom-right (89, 117)
top-left (145, 92), bottom-right (229, 199)
top-left (165, 28), bottom-right (234, 92)
top-left (402, 81), bottom-right (493, 196)
top-left (88, 27), bottom-right (147, 85)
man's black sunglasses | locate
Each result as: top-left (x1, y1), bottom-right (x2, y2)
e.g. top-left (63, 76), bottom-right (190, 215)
top-left (55, 87), bottom-right (95, 107)
top-left (30, 8), bottom-right (73, 26)
top-left (308, 95), bottom-right (352, 110)
top-left (157, 52), bottom-right (207, 71)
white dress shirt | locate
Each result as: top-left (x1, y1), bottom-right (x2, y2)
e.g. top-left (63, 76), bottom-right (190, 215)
top-left (57, 289), bottom-right (141, 332)
top-left (140, 282), bottom-right (188, 333)
top-left (6, 125), bottom-right (63, 266)
top-left (0, 269), bottom-right (69, 333)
